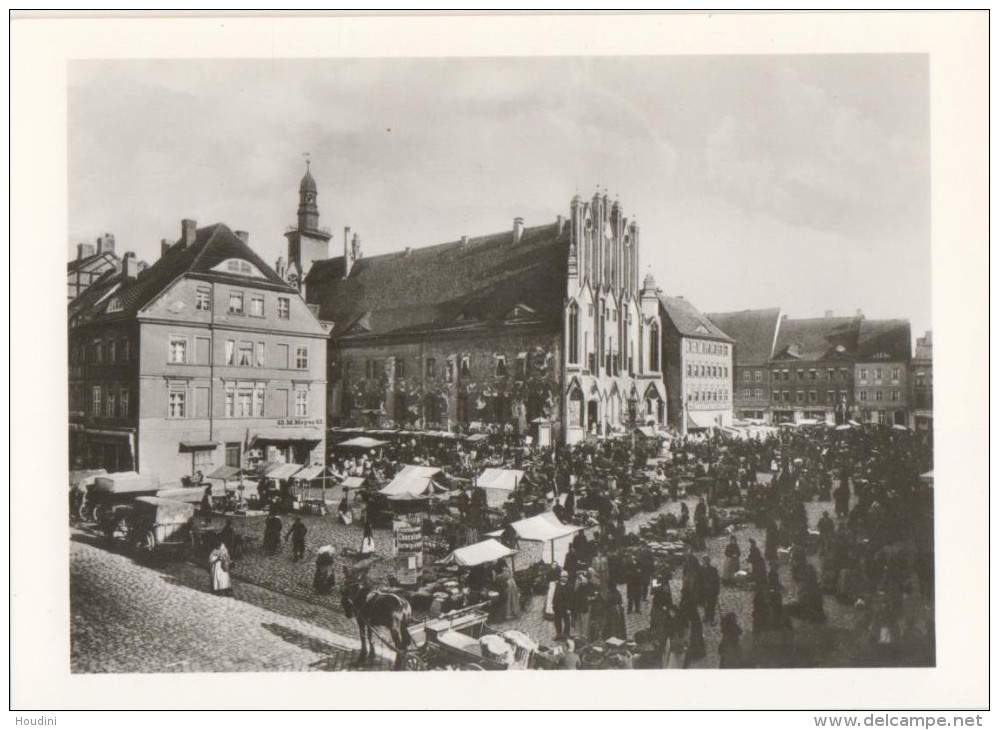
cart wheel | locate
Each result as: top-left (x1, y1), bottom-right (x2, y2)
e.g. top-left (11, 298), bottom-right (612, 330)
top-left (92, 504), bottom-right (105, 525)
top-left (145, 530), bottom-right (157, 553)
top-left (403, 654), bottom-right (426, 672)
top-left (77, 502), bottom-right (90, 522)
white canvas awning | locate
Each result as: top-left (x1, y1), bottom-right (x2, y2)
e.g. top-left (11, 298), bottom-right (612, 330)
top-left (267, 463), bottom-right (304, 480)
top-left (439, 539), bottom-right (517, 567)
top-left (488, 512), bottom-right (581, 543)
top-left (336, 437), bottom-right (389, 450)
top-left (294, 464), bottom-right (335, 482)
top-left (475, 468), bottom-right (524, 492)
top-left (687, 412), bottom-right (716, 429)
top-left (379, 465), bottom-right (448, 497)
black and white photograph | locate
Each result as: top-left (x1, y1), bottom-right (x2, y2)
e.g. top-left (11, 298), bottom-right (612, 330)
top-left (11, 11), bottom-right (988, 713)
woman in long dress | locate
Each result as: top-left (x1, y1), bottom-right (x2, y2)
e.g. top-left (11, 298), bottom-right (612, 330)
top-left (209, 539), bottom-right (232, 596)
top-left (721, 535), bottom-right (741, 584)
top-left (663, 611), bottom-right (688, 669)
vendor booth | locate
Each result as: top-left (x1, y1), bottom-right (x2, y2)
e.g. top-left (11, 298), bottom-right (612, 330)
top-left (440, 538), bottom-right (518, 567)
top-left (488, 512), bottom-right (582, 565)
top-left (335, 436), bottom-right (389, 451)
top-left (380, 465), bottom-right (450, 498)
top-left (474, 468), bottom-right (524, 509)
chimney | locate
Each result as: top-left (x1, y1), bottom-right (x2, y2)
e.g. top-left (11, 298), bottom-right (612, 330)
top-left (513, 217), bottom-right (524, 244)
top-left (96, 233), bottom-right (115, 255)
top-left (556, 215), bottom-right (565, 235)
top-left (460, 235), bottom-right (469, 250)
top-left (180, 219), bottom-right (197, 249)
top-left (352, 232), bottom-right (362, 260)
top-left (160, 239), bottom-right (174, 258)
top-left (77, 242), bottom-right (96, 261)
top-left (275, 256), bottom-right (286, 279)
top-left (404, 247), bottom-right (413, 257)
top-left (123, 251), bottom-right (138, 279)
top-left (343, 227), bottom-right (354, 279)
top-left (824, 310), bottom-right (833, 318)
top-left (234, 230), bottom-right (249, 244)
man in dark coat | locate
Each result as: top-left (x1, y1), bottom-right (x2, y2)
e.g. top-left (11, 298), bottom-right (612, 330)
top-left (284, 516), bottom-right (308, 561)
top-left (551, 570), bottom-right (575, 641)
top-left (833, 480), bottom-right (851, 518)
top-left (700, 555), bottom-right (721, 625)
top-left (625, 555), bottom-right (644, 614)
top-left (747, 538), bottom-right (766, 587)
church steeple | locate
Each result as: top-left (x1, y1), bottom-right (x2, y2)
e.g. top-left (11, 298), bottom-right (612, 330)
top-left (298, 158), bottom-right (321, 232)
top-left (285, 157), bottom-right (332, 291)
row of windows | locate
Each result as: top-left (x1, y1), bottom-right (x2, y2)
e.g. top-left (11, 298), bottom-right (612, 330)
top-left (859, 389), bottom-right (903, 403)
top-left (740, 388), bottom-right (765, 400)
top-left (90, 384), bottom-right (131, 418)
top-left (771, 368), bottom-right (851, 382)
top-left (166, 385), bottom-right (310, 419)
top-left (686, 340), bottom-right (729, 357)
top-left (198, 287), bottom-right (290, 320)
top-left (167, 336), bottom-right (309, 370)
top-left (858, 368), bottom-right (901, 382)
top-left (772, 390), bottom-right (849, 405)
top-left (687, 363), bottom-right (729, 379)
top-left (687, 387), bottom-right (729, 403)
top-left (76, 337), bottom-right (132, 366)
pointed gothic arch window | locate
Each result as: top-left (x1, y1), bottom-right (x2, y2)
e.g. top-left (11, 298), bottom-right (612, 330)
top-left (649, 321), bottom-right (661, 372)
top-left (567, 301), bottom-right (580, 365)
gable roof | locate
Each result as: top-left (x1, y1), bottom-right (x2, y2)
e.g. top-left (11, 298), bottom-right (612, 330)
top-left (67, 249), bottom-right (119, 275)
top-left (855, 319), bottom-right (912, 361)
top-left (658, 295), bottom-right (733, 342)
top-left (78, 223), bottom-right (295, 324)
top-left (305, 223), bottom-right (569, 338)
top-left (706, 308), bottom-right (782, 365)
top-left (772, 315), bottom-right (861, 362)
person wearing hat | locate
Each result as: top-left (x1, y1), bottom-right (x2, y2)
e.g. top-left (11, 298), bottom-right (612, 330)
top-left (284, 516), bottom-right (308, 561)
top-left (313, 546), bottom-right (337, 595)
top-left (551, 570), bottom-right (574, 641)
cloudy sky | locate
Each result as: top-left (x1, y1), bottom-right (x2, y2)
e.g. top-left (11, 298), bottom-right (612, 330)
top-left (69, 55), bottom-right (930, 337)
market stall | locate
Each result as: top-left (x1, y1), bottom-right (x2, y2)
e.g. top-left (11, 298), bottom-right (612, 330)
top-left (488, 512), bottom-right (582, 565)
top-left (291, 464), bottom-right (339, 515)
top-left (474, 467), bottom-right (524, 509)
top-left (439, 538), bottom-right (517, 568)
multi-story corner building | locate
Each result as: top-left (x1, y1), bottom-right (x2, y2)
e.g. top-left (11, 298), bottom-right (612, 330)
top-left (853, 319), bottom-right (912, 426)
top-left (659, 295), bottom-right (734, 434)
top-left (67, 233), bottom-right (124, 300)
top-left (910, 331), bottom-right (933, 431)
top-left (707, 308), bottom-right (783, 423)
top-left (68, 219), bottom-right (328, 483)
top-left (769, 314), bottom-right (860, 424)
top-left (292, 166), bottom-right (665, 444)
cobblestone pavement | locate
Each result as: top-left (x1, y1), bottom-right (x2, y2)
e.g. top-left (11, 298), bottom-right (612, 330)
top-left (70, 537), bottom-right (393, 673)
top-left (72, 473), bottom-right (933, 671)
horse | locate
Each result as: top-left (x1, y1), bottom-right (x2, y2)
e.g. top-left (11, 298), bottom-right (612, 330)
top-left (341, 571), bottom-right (416, 670)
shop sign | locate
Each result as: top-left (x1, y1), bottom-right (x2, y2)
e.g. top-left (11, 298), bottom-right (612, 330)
top-left (276, 418), bottom-right (324, 428)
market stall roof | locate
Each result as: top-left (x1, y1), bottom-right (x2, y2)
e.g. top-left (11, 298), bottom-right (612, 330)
top-left (179, 441), bottom-right (219, 452)
top-left (336, 436), bottom-right (389, 450)
top-left (465, 433), bottom-right (490, 443)
top-left (687, 412), bottom-right (716, 429)
top-left (848, 420), bottom-right (862, 427)
top-left (488, 512), bottom-right (582, 543)
top-left (207, 465), bottom-right (242, 481)
top-left (834, 424), bottom-right (852, 431)
top-left (439, 539), bottom-right (517, 567)
top-left (891, 424), bottom-right (909, 431)
top-left (341, 476), bottom-right (368, 490)
top-left (267, 463), bottom-right (304, 480)
top-left (634, 426), bottom-right (659, 439)
top-left (294, 464), bottom-right (336, 482)
top-left (379, 465), bottom-right (448, 497)
top-left (475, 468), bottom-right (524, 492)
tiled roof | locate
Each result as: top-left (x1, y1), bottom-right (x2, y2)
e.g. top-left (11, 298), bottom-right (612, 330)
top-left (305, 223), bottom-right (570, 338)
top-left (67, 250), bottom-right (119, 274)
top-left (68, 268), bottom-right (121, 324)
top-left (772, 316), bottom-right (861, 362)
top-left (706, 308), bottom-right (782, 365)
top-left (856, 319), bottom-right (912, 361)
top-left (79, 223), bottom-right (294, 323)
top-left (658, 295), bottom-right (734, 342)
